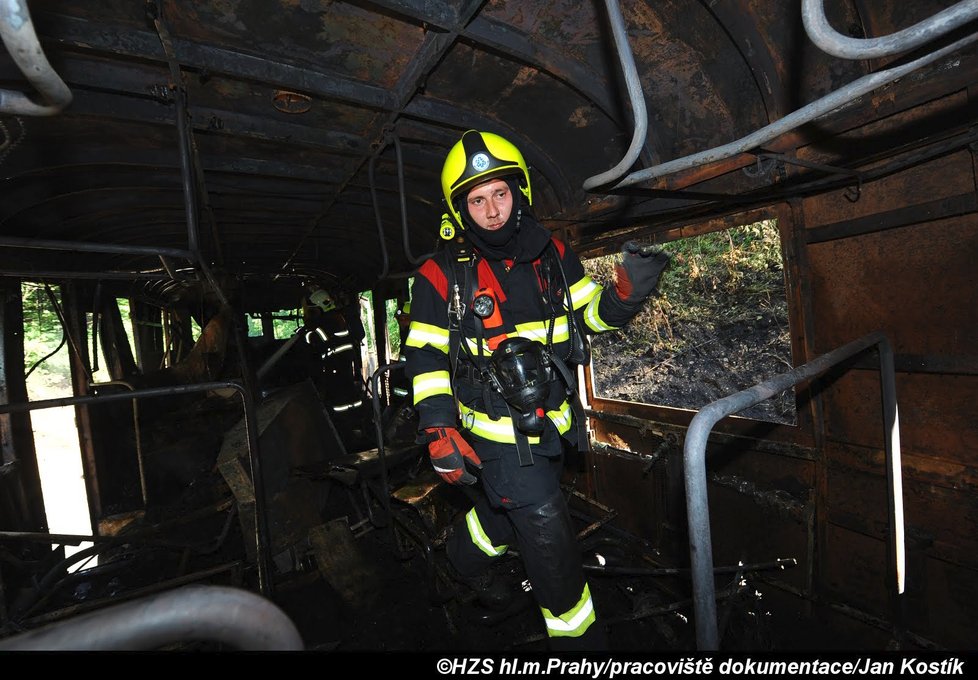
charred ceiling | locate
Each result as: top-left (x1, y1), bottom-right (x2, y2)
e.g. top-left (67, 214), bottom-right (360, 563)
top-left (1, 0), bottom-right (976, 309)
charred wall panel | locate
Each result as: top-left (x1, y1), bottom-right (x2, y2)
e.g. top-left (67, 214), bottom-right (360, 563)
top-left (822, 523), bottom-right (889, 619)
top-left (914, 554), bottom-right (978, 649)
top-left (587, 444), bottom-right (670, 549)
top-left (796, 91), bottom-right (978, 648)
top-left (825, 434), bottom-right (978, 569)
top-left (588, 415), bottom-right (815, 597)
top-left (824, 371), bottom-right (978, 470)
top-left (806, 201), bottom-right (978, 361)
top-left (701, 443), bottom-right (814, 599)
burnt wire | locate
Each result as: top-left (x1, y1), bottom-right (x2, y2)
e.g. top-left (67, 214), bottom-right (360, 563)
top-left (24, 284), bottom-right (92, 383)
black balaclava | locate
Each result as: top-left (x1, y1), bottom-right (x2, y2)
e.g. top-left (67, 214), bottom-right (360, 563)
top-left (460, 176), bottom-right (550, 262)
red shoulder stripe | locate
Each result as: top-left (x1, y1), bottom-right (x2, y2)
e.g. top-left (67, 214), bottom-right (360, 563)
top-left (418, 259), bottom-right (449, 301)
top-left (477, 259), bottom-right (506, 303)
top-left (551, 237), bottom-right (567, 257)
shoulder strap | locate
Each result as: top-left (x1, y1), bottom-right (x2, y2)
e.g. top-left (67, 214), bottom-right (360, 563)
top-left (444, 240), bottom-right (476, 374)
top-left (546, 239), bottom-right (589, 365)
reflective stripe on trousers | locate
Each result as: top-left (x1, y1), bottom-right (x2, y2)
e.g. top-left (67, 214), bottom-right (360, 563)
top-left (540, 582), bottom-right (596, 638)
top-left (465, 507), bottom-right (509, 558)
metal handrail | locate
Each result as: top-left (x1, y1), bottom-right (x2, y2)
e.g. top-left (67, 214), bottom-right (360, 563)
top-left (0, 584), bottom-right (303, 650)
top-left (683, 331), bottom-right (904, 650)
top-left (802, 0), bottom-right (978, 60)
top-left (0, 380), bottom-right (275, 599)
top-left (610, 31), bottom-right (978, 189)
top-left (582, 0), bottom-right (649, 191)
top-left (0, 0), bottom-right (73, 116)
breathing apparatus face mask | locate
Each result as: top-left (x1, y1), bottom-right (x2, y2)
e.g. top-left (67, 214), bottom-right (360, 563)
top-left (487, 337), bottom-right (554, 436)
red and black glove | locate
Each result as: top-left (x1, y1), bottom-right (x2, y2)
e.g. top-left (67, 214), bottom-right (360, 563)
top-left (615, 240), bottom-right (671, 305)
top-left (424, 427), bottom-right (483, 486)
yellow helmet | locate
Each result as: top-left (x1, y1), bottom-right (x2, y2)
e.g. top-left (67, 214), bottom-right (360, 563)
top-left (440, 130), bottom-right (532, 229)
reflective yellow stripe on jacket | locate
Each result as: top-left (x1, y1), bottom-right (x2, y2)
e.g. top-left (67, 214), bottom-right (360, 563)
top-left (458, 400), bottom-right (573, 444)
top-left (413, 370), bottom-right (452, 404)
top-left (541, 583), bottom-right (596, 638)
top-left (583, 293), bottom-right (618, 332)
top-left (569, 276), bottom-right (601, 310)
top-left (462, 322), bottom-right (571, 354)
top-left (405, 320), bottom-right (450, 353)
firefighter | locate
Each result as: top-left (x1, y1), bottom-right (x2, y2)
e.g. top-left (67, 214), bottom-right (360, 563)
top-left (404, 130), bottom-right (669, 650)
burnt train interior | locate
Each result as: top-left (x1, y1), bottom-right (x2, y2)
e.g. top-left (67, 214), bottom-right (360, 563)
top-left (1, 0), bottom-right (977, 653)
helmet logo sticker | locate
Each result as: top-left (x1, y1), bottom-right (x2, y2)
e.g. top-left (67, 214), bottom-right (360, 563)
top-left (471, 153), bottom-right (490, 172)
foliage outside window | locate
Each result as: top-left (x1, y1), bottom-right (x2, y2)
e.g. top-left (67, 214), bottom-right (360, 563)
top-left (246, 311), bottom-right (302, 339)
top-left (22, 283), bottom-right (139, 392)
top-left (586, 219), bottom-right (795, 425)
top-left (23, 283), bottom-right (71, 396)
top-left (273, 312), bottom-right (301, 339)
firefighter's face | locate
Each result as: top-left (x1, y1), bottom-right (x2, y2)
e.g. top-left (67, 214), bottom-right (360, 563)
top-left (465, 178), bottom-right (513, 231)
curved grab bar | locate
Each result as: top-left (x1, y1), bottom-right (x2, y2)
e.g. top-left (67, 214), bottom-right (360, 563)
top-left (682, 332), bottom-right (904, 650)
top-left (0, 585), bottom-right (304, 651)
top-left (0, 0), bottom-right (73, 115)
top-left (368, 146), bottom-right (392, 279)
top-left (803, 0), bottom-right (978, 60)
top-left (582, 0), bottom-right (649, 191)
top-left (612, 31), bottom-right (978, 189)
top-left (394, 135), bottom-right (435, 266)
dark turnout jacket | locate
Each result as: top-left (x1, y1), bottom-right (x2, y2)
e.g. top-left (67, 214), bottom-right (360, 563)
top-left (404, 218), bottom-right (641, 459)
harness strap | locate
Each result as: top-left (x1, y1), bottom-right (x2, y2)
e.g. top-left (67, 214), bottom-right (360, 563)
top-left (443, 239), bottom-right (590, 462)
top-left (446, 242), bottom-right (477, 419)
top-left (503, 402), bottom-right (535, 467)
top-left (550, 351), bottom-right (591, 455)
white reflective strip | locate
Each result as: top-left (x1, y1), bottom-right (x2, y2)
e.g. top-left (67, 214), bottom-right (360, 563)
top-left (584, 295), bottom-right (616, 332)
top-left (570, 277), bottom-right (601, 309)
top-left (463, 337), bottom-right (493, 354)
top-left (459, 401), bottom-right (572, 442)
top-left (464, 409), bottom-right (522, 441)
top-left (405, 322), bottom-right (449, 352)
top-left (334, 329), bottom-right (349, 337)
top-left (540, 583), bottom-right (594, 635)
top-left (326, 343), bottom-right (354, 355)
top-left (413, 371), bottom-right (452, 402)
top-left (513, 319), bottom-right (569, 343)
top-left (332, 400), bottom-right (363, 412)
top-left (547, 402), bottom-right (573, 432)
top-left (543, 596), bottom-right (594, 633)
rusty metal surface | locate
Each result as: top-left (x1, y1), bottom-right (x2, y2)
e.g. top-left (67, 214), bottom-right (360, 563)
top-left (826, 441), bottom-right (978, 569)
top-left (823, 371), bottom-right (978, 468)
top-left (0, 1), bottom-right (972, 308)
top-left (1, 0), bottom-right (978, 651)
top-left (807, 218), bottom-right (978, 361)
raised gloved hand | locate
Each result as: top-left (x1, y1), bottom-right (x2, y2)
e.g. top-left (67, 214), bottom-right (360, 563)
top-left (614, 240), bottom-right (671, 305)
top-left (424, 427), bottom-right (483, 485)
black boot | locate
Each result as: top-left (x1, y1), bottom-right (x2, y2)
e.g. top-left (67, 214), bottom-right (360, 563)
top-left (448, 564), bottom-right (513, 612)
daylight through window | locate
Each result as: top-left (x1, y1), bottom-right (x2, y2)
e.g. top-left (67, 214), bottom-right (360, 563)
top-left (586, 219), bottom-right (795, 425)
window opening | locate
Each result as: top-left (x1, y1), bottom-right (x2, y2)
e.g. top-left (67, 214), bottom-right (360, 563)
top-left (22, 282), bottom-right (96, 571)
top-left (586, 219), bottom-right (795, 425)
